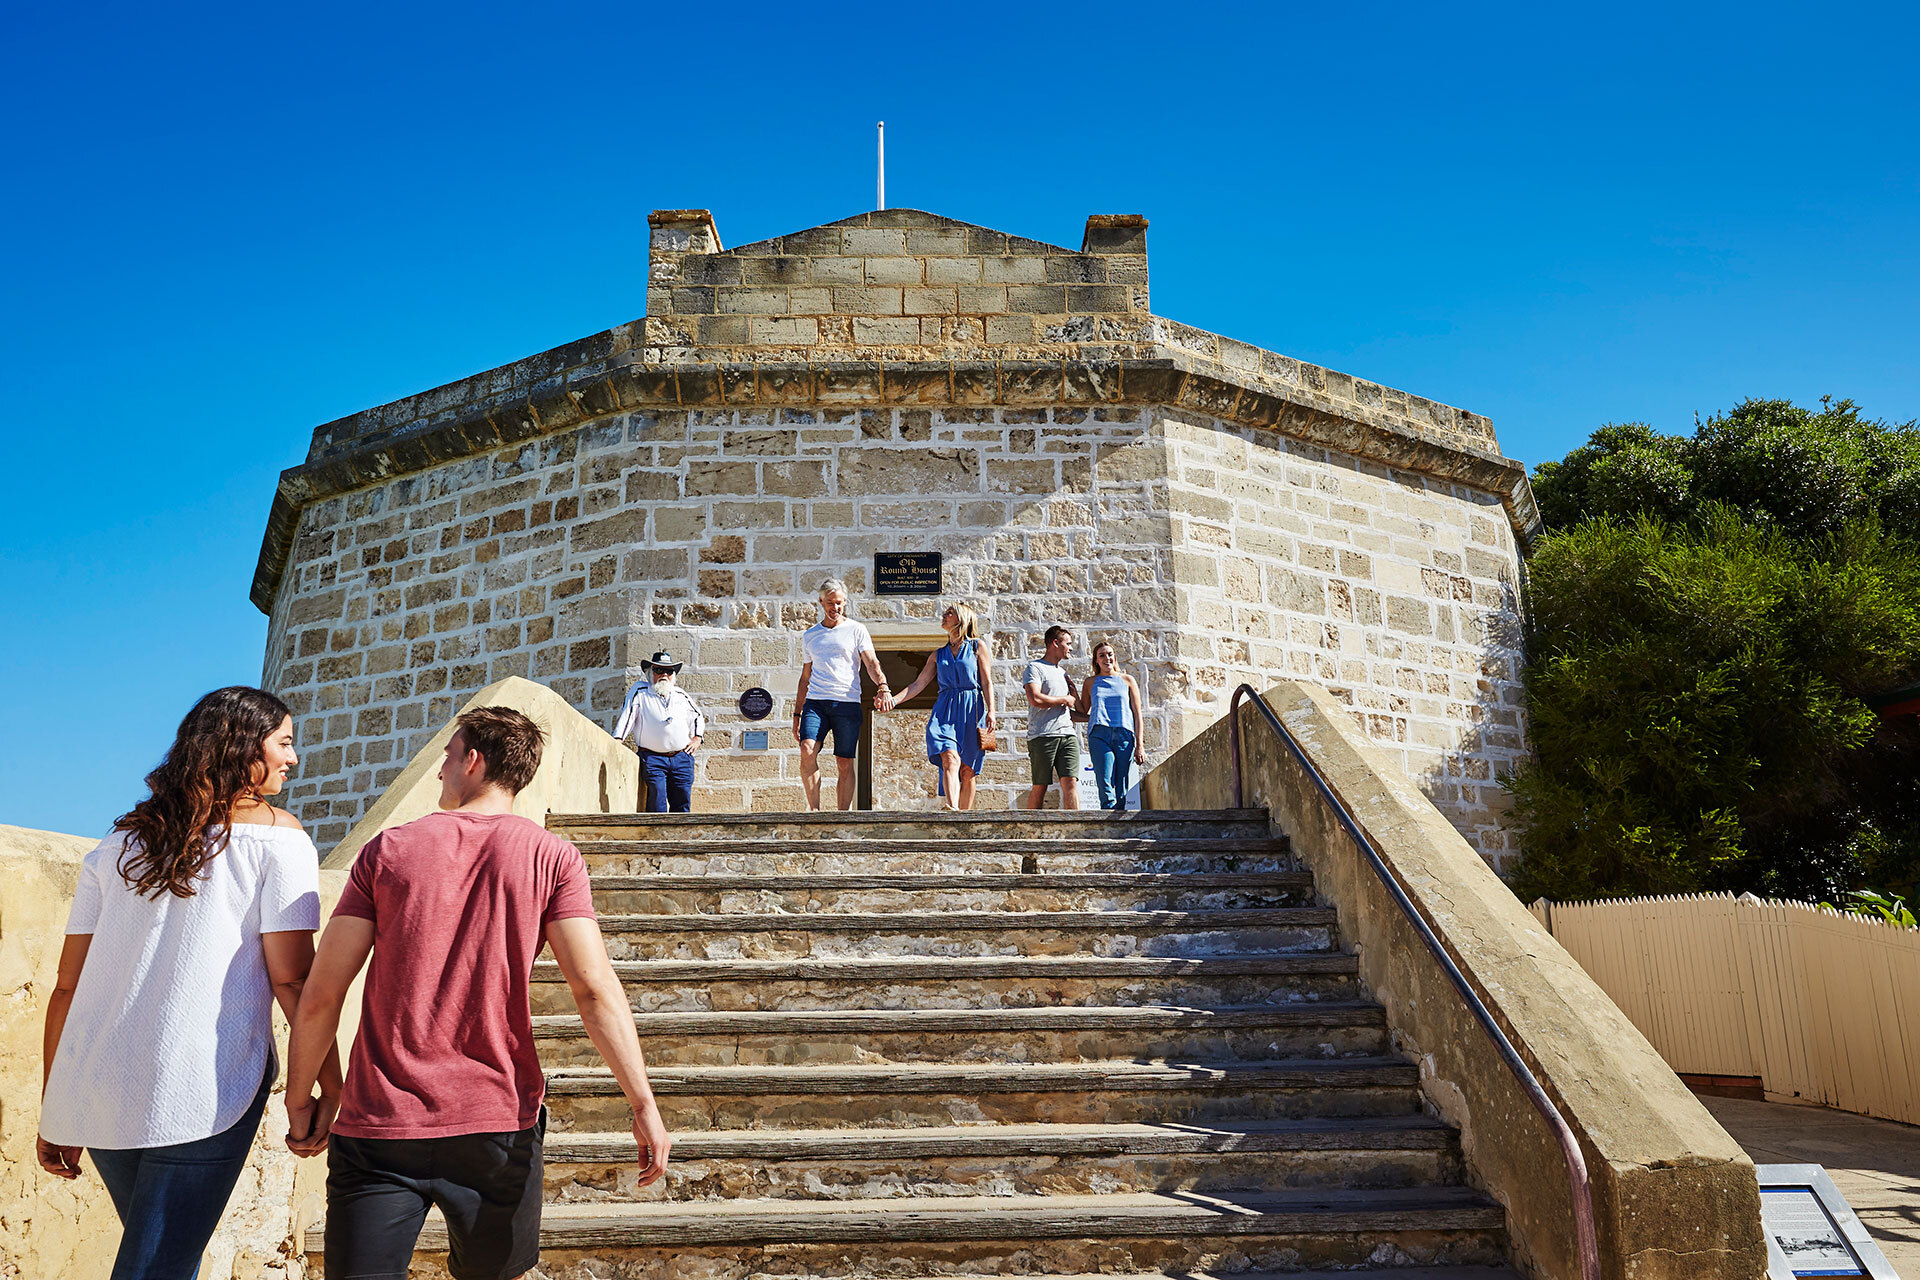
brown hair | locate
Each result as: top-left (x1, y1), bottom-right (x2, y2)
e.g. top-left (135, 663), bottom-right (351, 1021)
top-left (1043, 625), bottom-right (1071, 647)
top-left (114, 686), bottom-right (292, 899)
top-left (452, 706), bottom-right (545, 794)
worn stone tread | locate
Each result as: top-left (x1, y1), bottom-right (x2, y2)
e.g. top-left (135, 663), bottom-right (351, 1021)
top-left (594, 908), bottom-right (1337, 932)
top-left (553, 809), bottom-right (1270, 829)
top-left (535, 1003), bottom-right (1384, 1040)
top-left (531, 954), bottom-right (1358, 984)
top-left (546, 1057), bottom-right (1422, 1096)
top-left (307, 1187), bottom-right (1504, 1250)
top-left (1011, 1271), bottom-right (1519, 1280)
top-left (549, 1116), bottom-right (1454, 1162)
top-left (569, 837), bottom-right (1289, 855)
top-left (583, 872), bottom-right (1312, 891)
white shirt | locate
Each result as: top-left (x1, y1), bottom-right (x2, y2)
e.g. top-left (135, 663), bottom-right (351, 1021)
top-left (617, 682), bottom-right (706, 753)
top-left (40, 824), bottom-right (321, 1148)
top-left (611, 676), bottom-right (653, 742)
top-left (800, 619), bottom-right (875, 704)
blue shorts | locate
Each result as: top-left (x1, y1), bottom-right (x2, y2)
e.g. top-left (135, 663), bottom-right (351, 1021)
top-left (800, 699), bottom-right (863, 759)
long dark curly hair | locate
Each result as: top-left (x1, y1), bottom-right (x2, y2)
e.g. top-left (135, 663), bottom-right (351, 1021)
top-left (113, 686), bottom-right (292, 899)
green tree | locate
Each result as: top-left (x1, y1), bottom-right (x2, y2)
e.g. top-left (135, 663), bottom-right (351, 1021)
top-left (1511, 399), bottom-right (1920, 903)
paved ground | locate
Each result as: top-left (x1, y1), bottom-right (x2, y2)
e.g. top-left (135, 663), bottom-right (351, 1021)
top-left (1702, 1095), bottom-right (1920, 1276)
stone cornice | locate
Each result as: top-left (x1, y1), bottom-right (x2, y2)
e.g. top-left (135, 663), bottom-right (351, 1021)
top-left (253, 341), bottom-right (1538, 614)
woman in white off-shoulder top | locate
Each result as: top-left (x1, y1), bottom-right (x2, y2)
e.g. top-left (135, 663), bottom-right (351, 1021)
top-left (38, 686), bottom-right (342, 1280)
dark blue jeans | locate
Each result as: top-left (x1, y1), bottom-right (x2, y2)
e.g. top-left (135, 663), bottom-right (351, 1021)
top-left (1088, 724), bottom-right (1136, 810)
top-left (640, 747), bottom-right (695, 812)
top-left (89, 1065), bottom-right (272, 1280)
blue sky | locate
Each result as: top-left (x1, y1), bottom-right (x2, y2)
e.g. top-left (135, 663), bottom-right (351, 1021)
top-left (3, 1), bottom-right (1915, 837)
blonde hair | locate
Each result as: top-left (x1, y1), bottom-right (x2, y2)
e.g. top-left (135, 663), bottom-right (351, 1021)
top-left (944, 602), bottom-right (980, 642)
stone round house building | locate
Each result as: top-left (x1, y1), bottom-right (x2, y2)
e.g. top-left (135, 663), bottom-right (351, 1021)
top-left (254, 207), bottom-right (1538, 866)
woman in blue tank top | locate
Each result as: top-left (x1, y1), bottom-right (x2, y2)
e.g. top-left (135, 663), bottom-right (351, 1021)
top-left (887, 603), bottom-right (998, 809)
top-left (1076, 641), bottom-right (1146, 810)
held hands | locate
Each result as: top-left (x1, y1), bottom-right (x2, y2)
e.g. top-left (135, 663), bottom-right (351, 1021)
top-left (285, 1087), bottom-right (341, 1158)
top-left (631, 1098), bottom-right (674, 1188)
top-left (873, 691), bottom-right (894, 713)
top-left (36, 1135), bottom-right (82, 1179)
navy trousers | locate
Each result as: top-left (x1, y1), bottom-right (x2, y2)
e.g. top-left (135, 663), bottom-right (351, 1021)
top-left (639, 748), bottom-right (695, 813)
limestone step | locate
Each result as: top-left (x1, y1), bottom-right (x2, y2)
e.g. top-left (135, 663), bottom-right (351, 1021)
top-left (585, 871), bottom-right (1316, 915)
top-left (573, 841), bottom-right (1294, 877)
top-left (305, 1188), bottom-right (1507, 1273)
top-left (532, 1003), bottom-right (1389, 1067)
top-left (572, 837), bottom-right (1296, 876)
top-left (544, 1116), bottom-right (1464, 1202)
top-left (529, 954), bottom-right (1361, 1014)
top-left (545, 1058), bottom-right (1425, 1131)
top-left (551, 808), bottom-right (1274, 845)
top-left (594, 908), bottom-right (1338, 960)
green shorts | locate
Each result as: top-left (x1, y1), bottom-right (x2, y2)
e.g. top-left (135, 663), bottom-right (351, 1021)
top-left (1027, 734), bottom-right (1082, 786)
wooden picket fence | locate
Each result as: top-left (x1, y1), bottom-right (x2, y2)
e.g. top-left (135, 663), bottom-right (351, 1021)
top-left (1529, 892), bottom-right (1920, 1124)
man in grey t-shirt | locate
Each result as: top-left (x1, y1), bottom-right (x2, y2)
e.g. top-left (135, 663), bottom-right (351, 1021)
top-left (1021, 625), bottom-right (1083, 810)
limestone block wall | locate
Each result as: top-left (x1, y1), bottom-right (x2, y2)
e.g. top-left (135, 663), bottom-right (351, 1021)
top-left (1149, 408), bottom-right (1528, 868)
top-left (265, 398), bottom-right (1527, 864)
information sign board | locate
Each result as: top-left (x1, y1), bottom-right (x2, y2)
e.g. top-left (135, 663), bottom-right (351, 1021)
top-left (1757, 1165), bottom-right (1897, 1279)
top-left (874, 551), bottom-right (942, 596)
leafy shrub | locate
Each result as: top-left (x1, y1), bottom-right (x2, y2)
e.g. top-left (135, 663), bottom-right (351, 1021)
top-left (1532, 398), bottom-right (1920, 540)
top-left (1510, 403), bottom-right (1920, 904)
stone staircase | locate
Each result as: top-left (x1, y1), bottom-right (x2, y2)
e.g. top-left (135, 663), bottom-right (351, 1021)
top-left (310, 809), bottom-right (1518, 1279)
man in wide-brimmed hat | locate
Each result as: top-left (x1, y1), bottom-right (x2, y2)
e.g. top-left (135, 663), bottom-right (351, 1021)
top-left (612, 650), bottom-right (705, 812)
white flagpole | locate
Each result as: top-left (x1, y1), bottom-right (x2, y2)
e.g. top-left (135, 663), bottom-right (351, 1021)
top-left (877, 121), bottom-right (886, 210)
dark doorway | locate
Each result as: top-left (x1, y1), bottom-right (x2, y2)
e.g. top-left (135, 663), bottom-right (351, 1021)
top-left (858, 649), bottom-right (938, 810)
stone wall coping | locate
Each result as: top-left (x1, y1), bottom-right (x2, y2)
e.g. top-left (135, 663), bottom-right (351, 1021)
top-left (1140, 683), bottom-right (1767, 1279)
top-left (253, 342), bottom-right (1538, 613)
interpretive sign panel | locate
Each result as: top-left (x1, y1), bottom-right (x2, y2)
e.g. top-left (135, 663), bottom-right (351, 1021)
top-left (738, 687), bottom-right (775, 721)
top-left (874, 552), bottom-right (942, 596)
top-left (740, 730), bottom-right (769, 751)
top-left (1757, 1165), bottom-right (1897, 1279)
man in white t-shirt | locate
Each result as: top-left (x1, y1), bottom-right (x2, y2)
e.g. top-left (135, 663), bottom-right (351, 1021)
top-left (792, 578), bottom-right (889, 810)
top-left (1021, 624), bottom-right (1083, 810)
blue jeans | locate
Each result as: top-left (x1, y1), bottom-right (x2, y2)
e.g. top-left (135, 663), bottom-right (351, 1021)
top-left (90, 1065), bottom-right (272, 1280)
top-left (640, 748), bottom-right (695, 813)
top-left (1089, 724), bottom-right (1136, 811)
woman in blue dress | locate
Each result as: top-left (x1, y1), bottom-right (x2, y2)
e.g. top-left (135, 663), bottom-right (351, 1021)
top-left (887, 603), bottom-right (997, 809)
top-left (1076, 641), bottom-right (1147, 809)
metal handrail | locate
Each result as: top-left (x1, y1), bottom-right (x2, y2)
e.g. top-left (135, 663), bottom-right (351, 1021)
top-left (1227, 684), bottom-right (1601, 1280)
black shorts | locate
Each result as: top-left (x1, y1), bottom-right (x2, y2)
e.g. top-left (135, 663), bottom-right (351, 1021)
top-left (324, 1110), bottom-right (545, 1280)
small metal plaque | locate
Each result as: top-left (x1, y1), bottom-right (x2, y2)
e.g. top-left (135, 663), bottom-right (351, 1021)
top-left (738, 687), bottom-right (775, 721)
top-left (1758, 1165), bottom-right (1897, 1278)
top-left (740, 730), bottom-right (769, 751)
top-left (874, 551), bottom-right (942, 596)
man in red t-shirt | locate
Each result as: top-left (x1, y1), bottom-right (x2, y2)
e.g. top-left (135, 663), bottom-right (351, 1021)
top-left (284, 706), bottom-right (670, 1280)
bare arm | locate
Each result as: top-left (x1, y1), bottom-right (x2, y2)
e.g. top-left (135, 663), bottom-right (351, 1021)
top-left (891, 650), bottom-right (940, 706)
top-left (791, 661), bottom-right (813, 743)
top-left (977, 642), bottom-right (997, 729)
top-left (285, 915), bottom-right (375, 1157)
top-left (548, 916), bottom-right (672, 1186)
top-left (37, 934), bottom-right (91, 1178)
top-left (1025, 678), bottom-right (1075, 710)
top-left (1127, 675), bottom-right (1147, 762)
top-left (265, 929), bottom-right (343, 1154)
top-left (859, 647), bottom-right (891, 705)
